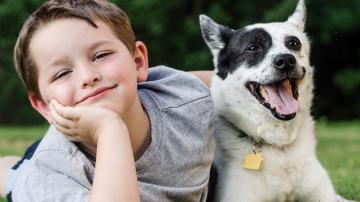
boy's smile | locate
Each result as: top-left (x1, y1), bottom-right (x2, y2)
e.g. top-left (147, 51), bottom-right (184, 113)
top-left (29, 18), bottom-right (149, 123)
top-left (75, 84), bottom-right (118, 105)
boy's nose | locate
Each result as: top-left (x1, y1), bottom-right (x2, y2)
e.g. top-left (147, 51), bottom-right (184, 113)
top-left (80, 69), bottom-right (102, 88)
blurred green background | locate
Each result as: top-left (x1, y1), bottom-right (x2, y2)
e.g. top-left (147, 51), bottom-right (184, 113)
top-left (0, 0), bottom-right (359, 124)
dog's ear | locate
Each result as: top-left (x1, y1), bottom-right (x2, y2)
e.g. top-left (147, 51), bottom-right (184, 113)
top-left (287, 0), bottom-right (306, 32)
top-left (199, 14), bottom-right (233, 55)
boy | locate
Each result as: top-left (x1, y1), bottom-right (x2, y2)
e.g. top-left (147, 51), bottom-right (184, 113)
top-left (5, 0), bottom-right (214, 201)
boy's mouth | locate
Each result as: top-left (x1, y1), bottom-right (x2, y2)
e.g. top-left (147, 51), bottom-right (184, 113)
top-left (76, 85), bottom-right (117, 104)
top-left (246, 78), bottom-right (302, 121)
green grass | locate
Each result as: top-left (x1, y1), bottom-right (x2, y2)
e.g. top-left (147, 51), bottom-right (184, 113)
top-left (0, 121), bottom-right (359, 201)
top-left (316, 120), bottom-right (360, 201)
top-left (0, 125), bottom-right (47, 156)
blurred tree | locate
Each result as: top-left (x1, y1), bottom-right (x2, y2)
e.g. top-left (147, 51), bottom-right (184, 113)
top-left (0, 0), bottom-right (359, 124)
top-left (0, 0), bottom-right (45, 124)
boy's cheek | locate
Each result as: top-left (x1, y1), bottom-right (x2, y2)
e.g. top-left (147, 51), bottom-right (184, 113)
top-left (45, 88), bottom-right (75, 107)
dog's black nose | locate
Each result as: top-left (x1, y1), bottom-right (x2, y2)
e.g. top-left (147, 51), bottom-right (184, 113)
top-left (273, 54), bottom-right (296, 72)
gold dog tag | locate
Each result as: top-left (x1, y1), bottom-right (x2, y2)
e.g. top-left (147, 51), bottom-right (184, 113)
top-left (243, 151), bottom-right (263, 170)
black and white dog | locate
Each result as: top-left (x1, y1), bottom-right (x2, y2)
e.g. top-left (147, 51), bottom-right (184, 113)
top-left (200, 0), bottom-right (355, 201)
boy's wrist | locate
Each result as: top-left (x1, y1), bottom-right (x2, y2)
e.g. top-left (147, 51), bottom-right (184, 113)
top-left (96, 117), bottom-right (129, 144)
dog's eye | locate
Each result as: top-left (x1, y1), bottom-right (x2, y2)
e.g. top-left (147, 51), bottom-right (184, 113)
top-left (288, 40), bottom-right (299, 48)
top-left (246, 45), bottom-right (259, 52)
top-left (285, 36), bottom-right (302, 51)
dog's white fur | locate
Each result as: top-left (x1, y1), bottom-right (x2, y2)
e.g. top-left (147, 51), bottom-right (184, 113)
top-left (200, 0), bottom-right (355, 201)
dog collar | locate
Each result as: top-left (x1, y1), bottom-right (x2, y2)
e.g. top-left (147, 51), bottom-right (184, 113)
top-left (219, 115), bottom-right (265, 170)
top-left (219, 115), bottom-right (265, 146)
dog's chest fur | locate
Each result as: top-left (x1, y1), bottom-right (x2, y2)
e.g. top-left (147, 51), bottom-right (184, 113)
top-left (213, 115), bottom-right (317, 201)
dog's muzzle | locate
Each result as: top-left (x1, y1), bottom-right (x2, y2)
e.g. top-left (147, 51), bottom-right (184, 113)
top-left (246, 58), bottom-right (305, 121)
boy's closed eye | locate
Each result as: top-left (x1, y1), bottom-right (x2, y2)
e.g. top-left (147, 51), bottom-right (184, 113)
top-left (92, 51), bottom-right (113, 62)
top-left (53, 69), bottom-right (72, 81)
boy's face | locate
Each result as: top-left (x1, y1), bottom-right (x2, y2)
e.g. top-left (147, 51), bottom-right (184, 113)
top-left (28, 18), bottom-right (148, 123)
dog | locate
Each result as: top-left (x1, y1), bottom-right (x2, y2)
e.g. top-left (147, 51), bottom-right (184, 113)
top-left (200, 0), bottom-right (355, 201)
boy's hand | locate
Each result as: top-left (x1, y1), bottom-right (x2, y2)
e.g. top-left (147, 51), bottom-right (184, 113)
top-left (49, 100), bottom-right (124, 147)
top-left (50, 100), bottom-right (139, 201)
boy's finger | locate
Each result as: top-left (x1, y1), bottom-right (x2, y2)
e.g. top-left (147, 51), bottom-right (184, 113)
top-left (52, 115), bottom-right (75, 131)
top-left (50, 104), bottom-right (76, 129)
top-left (50, 100), bottom-right (69, 117)
top-left (52, 120), bottom-right (75, 137)
top-left (50, 100), bottom-right (79, 121)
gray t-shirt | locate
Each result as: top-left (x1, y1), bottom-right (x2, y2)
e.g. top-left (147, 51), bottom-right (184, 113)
top-left (11, 66), bottom-right (215, 202)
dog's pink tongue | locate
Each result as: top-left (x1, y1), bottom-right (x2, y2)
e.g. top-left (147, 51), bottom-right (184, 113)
top-left (264, 80), bottom-right (298, 115)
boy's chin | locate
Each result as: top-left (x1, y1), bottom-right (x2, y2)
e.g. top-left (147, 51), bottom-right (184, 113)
top-left (83, 101), bottom-right (123, 115)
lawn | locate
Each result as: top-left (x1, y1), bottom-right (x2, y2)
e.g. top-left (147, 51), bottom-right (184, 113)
top-left (316, 120), bottom-right (360, 200)
top-left (0, 121), bottom-right (359, 201)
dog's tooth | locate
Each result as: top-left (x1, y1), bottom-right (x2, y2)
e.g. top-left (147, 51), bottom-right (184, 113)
top-left (260, 87), bottom-right (268, 100)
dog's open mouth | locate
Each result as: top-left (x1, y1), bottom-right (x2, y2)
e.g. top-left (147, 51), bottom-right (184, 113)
top-left (246, 79), bottom-right (301, 121)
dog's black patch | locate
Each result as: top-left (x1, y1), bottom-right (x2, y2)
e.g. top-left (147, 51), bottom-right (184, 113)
top-left (217, 28), bottom-right (272, 79)
top-left (284, 35), bottom-right (302, 51)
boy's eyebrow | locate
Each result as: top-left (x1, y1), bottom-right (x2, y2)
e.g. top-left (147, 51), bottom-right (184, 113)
top-left (48, 56), bottom-right (71, 69)
top-left (88, 40), bottom-right (114, 51)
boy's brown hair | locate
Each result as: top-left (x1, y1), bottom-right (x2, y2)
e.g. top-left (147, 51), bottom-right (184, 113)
top-left (14, 0), bottom-right (136, 100)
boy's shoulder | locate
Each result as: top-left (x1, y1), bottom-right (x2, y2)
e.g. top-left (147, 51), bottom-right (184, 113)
top-left (138, 65), bottom-right (211, 110)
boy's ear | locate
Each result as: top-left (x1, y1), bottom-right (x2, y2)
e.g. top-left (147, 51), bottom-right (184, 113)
top-left (28, 92), bottom-right (52, 124)
top-left (134, 41), bottom-right (149, 82)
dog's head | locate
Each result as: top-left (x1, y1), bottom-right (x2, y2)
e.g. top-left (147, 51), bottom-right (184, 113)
top-left (200, 0), bottom-right (313, 144)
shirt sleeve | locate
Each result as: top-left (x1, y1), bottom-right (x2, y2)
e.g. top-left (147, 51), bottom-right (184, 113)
top-left (23, 172), bottom-right (90, 202)
top-left (12, 150), bottom-right (93, 202)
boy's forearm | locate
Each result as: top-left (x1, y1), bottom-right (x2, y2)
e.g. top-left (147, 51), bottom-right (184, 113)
top-left (91, 121), bottom-right (140, 202)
